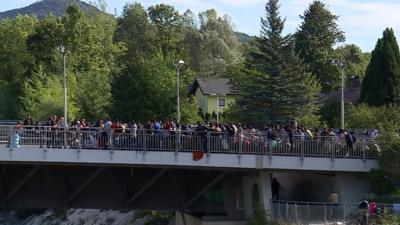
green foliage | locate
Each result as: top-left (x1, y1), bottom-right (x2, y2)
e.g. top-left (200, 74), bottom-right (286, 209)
top-left (334, 44), bottom-right (371, 81)
top-left (297, 114), bottom-right (323, 128)
top-left (345, 104), bottom-right (400, 129)
top-left (295, 1), bottom-right (345, 92)
top-left (250, 206), bottom-right (268, 225)
top-left (148, 4), bottom-right (187, 58)
top-left (112, 3), bottom-right (196, 122)
top-left (24, 4), bottom-right (120, 121)
top-left (112, 52), bottom-right (194, 122)
top-left (378, 208), bottom-right (400, 224)
top-left (370, 169), bottom-right (395, 195)
top-left (0, 15), bottom-right (38, 119)
top-left (233, 0), bottom-right (320, 125)
top-left (320, 97), bottom-right (341, 128)
top-left (181, 96), bottom-right (202, 124)
top-left (186, 9), bottom-right (242, 78)
top-left (20, 65), bottom-right (78, 121)
top-left (144, 211), bottom-right (172, 225)
top-left (115, 3), bottom-right (156, 59)
top-left (377, 122), bottom-right (400, 181)
top-left (360, 28), bottom-right (400, 106)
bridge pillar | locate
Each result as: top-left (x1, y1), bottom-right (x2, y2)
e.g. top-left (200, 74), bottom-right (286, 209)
top-left (242, 171), bottom-right (272, 219)
top-left (336, 173), bottom-right (371, 204)
top-left (259, 171), bottom-right (273, 217)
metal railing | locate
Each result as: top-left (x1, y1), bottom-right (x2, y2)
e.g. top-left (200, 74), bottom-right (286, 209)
top-left (0, 126), bottom-right (378, 159)
top-left (271, 201), bottom-right (395, 225)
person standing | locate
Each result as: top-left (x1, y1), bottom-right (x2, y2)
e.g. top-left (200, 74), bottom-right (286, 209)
top-left (328, 189), bottom-right (339, 204)
top-left (271, 178), bottom-right (281, 200)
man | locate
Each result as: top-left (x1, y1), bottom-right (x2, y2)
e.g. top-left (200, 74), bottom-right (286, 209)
top-left (358, 199), bottom-right (369, 224)
top-left (328, 189), bottom-right (339, 204)
top-left (23, 115), bottom-right (33, 128)
top-left (271, 178), bottom-right (281, 200)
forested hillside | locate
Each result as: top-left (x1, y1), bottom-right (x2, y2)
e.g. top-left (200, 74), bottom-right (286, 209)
top-left (0, 0), bottom-right (98, 19)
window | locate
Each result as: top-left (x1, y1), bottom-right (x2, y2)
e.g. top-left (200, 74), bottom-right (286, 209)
top-left (218, 98), bottom-right (225, 107)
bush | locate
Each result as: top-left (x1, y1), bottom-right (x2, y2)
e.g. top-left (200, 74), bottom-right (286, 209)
top-left (319, 97), bottom-right (340, 128)
top-left (250, 206), bottom-right (268, 225)
top-left (345, 104), bottom-right (400, 129)
top-left (144, 211), bottom-right (173, 225)
top-left (296, 114), bottom-right (324, 128)
top-left (377, 208), bottom-right (400, 224)
top-left (370, 169), bottom-right (396, 195)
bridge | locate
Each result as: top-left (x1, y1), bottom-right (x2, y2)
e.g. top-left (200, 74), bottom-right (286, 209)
top-left (0, 126), bottom-right (379, 224)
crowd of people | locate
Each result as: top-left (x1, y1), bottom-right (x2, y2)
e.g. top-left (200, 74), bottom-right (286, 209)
top-left (8, 114), bottom-right (382, 154)
top-left (19, 115), bottom-right (379, 139)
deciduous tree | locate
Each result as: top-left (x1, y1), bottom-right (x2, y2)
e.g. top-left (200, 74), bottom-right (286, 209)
top-left (295, 0), bottom-right (345, 91)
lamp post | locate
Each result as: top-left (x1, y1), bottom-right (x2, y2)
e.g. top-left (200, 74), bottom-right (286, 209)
top-left (332, 59), bottom-right (345, 130)
top-left (59, 46), bottom-right (68, 146)
top-left (174, 60), bottom-right (185, 123)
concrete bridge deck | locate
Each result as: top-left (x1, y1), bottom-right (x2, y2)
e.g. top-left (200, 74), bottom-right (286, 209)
top-left (0, 127), bottom-right (380, 221)
top-left (0, 126), bottom-right (378, 172)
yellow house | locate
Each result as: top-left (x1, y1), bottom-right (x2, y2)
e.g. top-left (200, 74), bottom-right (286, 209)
top-left (189, 78), bottom-right (235, 120)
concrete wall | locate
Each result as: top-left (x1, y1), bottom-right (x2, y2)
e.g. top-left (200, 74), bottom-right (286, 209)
top-left (336, 173), bottom-right (371, 204)
top-left (241, 172), bottom-right (272, 219)
top-left (223, 176), bottom-right (245, 219)
top-left (240, 171), bottom-right (372, 221)
top-left (261, 172), bottom-right (371, 204)
top-left (242, 175), bottom-right (259, 218)
top-left (272, 172), bottom-right (336, 202)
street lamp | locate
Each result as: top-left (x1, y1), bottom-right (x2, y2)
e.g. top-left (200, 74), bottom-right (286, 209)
top-left (59, 46), bottom-right (68, 146)
top-left (174, 60), bottom-right (185, 123)
top-left (332, 59), bottom-right (345, 130)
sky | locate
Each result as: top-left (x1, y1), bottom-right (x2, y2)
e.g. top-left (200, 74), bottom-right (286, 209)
top-left (1, 0), bottom-right (400, 52)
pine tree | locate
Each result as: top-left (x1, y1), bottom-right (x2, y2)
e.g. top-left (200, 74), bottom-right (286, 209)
top-left (234, 0), bottom-right (320, 124)
top-left (295, 0), bottom-right (345, 92)
top-left (360, 28), bottom-right (400, 106)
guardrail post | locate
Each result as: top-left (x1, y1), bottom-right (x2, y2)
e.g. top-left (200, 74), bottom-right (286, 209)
top-left (300, 140), bottom-right (304, 167)
top-left (110, 142), bottom-right (114, 161)
top-left (268, 138), bottom-right (273, 165)
top-left (343, 204), bottom-right (346, 224)
top-left (324, 203), bottom-right (327, 223)
top-left (294, 203), bottom-right (298, 224)
top-left (111, 132), bottom-right (115, 151)
top-left (143, 133), bottom-right (147, 155)
top-left (40, 130), bottom-right (44, 148)
top-left (362, 139), bottom-right (367, 162)
top-left (331, 142), bottom-right (335, 168)
top-left (238, 134), bottom-right (242, 164)
top-left (8, 129), bottom-right (13, 159)
top-left (63, 129), bottom-right (67, 149)
top-left (76, 129), bottom-right (81, 160)
top-left (175, 132), bottom-right (179, 162)
top-left (206, 134), bottom-right (210, 161)
top-left (286, 202), bottom-right (289, 222)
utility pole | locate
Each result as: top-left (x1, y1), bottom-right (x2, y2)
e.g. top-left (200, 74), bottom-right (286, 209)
top-left (60, 46), bottom-right (68, 147)
top-left (332, 60), bottom-right (345, 130)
